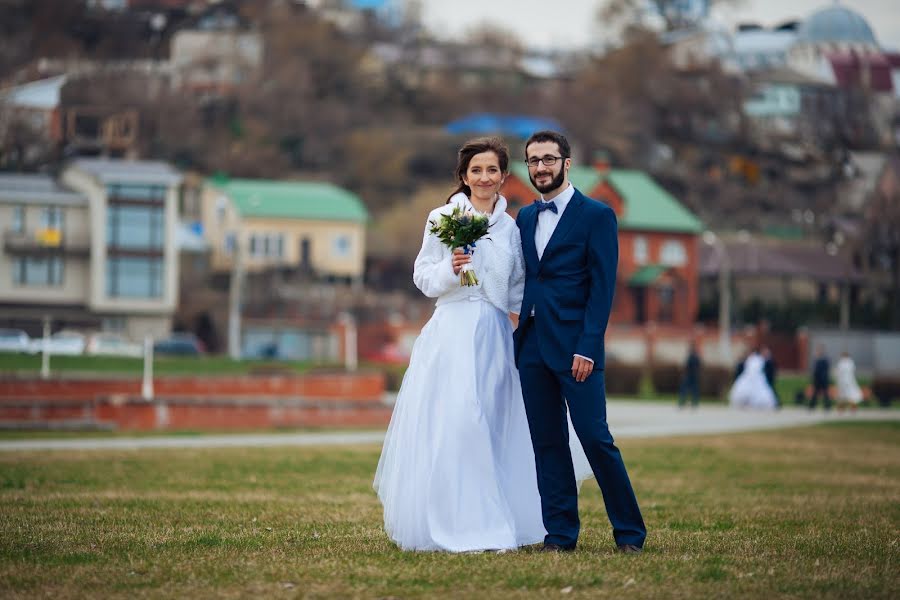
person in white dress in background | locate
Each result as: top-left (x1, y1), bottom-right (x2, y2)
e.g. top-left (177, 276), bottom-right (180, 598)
top-left (373, 137), bottom-right (591, 553)
top-left (834, 352), bottom-right (864, 412)
top-left (728, 349), bottom-right (778, 410)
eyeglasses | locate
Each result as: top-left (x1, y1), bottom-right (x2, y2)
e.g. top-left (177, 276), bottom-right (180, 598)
top-left (525, 155), bottom-right (564, 168)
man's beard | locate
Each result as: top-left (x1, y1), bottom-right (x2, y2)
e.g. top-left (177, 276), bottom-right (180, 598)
top-left (529, 167), bottom-right (565, 194)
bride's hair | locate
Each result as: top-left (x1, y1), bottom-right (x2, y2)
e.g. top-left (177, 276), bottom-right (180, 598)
top-left (447, 137), bottom-right (510, 203)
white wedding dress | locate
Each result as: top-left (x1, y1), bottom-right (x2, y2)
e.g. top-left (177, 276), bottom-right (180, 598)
top-left (834, 356), bottom-right (863, 404)
top-left (728, 352), bottom-right (777, 410)
top-left (373, 194), bottom-right (591, 552)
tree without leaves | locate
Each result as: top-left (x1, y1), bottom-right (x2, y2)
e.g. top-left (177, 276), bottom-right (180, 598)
top-left (599, 0), bottom-right (743, 33)
top-left (862, 157), bottom-right (900, 329)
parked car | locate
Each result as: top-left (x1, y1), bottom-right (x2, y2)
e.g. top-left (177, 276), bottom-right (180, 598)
top-left (153, 333), bottom-right (204, 356)
top-left (86, 333), bottom-right (143, 358)
top-left (30, 330), bottom-right (86, 355)
top-left (0, 328), bottom-right (30, 353)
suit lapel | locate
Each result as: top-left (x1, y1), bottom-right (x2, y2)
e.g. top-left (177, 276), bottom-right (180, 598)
top-left (521, 204), bottom-right (540, 269)
top-left (539, 191), bottom-right (585, 269)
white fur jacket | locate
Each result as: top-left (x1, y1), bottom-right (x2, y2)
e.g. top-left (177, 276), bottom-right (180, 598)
top-left (413, 193), bottom-right (525, 314)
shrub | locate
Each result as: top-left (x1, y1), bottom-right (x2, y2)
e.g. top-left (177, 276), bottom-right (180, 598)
top-left (650, 363), bottom-right (683, 395)
top-left (604, 361), bottom-right (643, 396)
top-left (871, 376), bottom-right (900, 407)
top-left (700, 366), bottom-right (734, 399)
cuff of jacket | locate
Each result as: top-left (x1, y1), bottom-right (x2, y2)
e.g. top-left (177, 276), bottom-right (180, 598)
top-left (436, 254), bottom-right (459, 293)
top-left (575, 335), bottom-right (603, 366)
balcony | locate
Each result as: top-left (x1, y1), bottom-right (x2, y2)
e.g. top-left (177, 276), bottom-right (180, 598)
top-left (3, 230), bottom-right (90, 258)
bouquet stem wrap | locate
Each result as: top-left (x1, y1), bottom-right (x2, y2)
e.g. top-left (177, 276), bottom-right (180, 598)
top-left (460, 245), bottom-right (478, 287)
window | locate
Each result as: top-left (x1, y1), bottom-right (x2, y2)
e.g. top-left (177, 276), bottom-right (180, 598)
top-left (12, 206), bottom-right (25, 233)
top-left (107, 205), bottom-right (164, 249)
top-left (247, 233), bottom-right (285, 259)
top-left (658, 285), bottom-right (674, 323)
top-left (13, 256), bottom-right (63, 286)
top-left (215, 195), bottom-right (228, 224)
top-left (107, 184), bottom-right (166, 202)
top-left (267, 233), bottom-right (284, 259)
top-left (224, 232), bottom-right (236, 255)
top-left (102, 317), bottom-right (126, 332)
top-left (106, 257), bottom-right (163, 298)
top-left (41, 206), bottom-right (64, 230)
top-left (633, 236), bottom-right (648, 265)
top-left (660, 240), bottom-right (687, 267)
top-left (332, 234), bottom-right (351, 258)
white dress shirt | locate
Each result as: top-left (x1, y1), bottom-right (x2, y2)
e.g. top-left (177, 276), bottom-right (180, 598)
top-left (535, 183), bottom-right (575, 260)
top-left (532, 184), bottom-right (593, 365)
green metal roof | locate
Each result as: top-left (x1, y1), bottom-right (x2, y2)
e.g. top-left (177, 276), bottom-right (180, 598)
top-left (208, 177), bottom-right (369, 223)
top-left (603, 170), bottom-right (703, 234)
top-left (628, 264), bottom-right (669, 286)
top-left (508, 164), bottom-right (702, 234)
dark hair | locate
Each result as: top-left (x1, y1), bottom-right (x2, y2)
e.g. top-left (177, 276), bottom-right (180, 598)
top-left (524, 130), bottom-right (571, 159)
top-left (447, 137), bottom-right (510, 202)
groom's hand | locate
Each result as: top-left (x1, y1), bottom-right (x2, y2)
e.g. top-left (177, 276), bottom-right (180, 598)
top-left (572, 355), bottom-right (594, 382)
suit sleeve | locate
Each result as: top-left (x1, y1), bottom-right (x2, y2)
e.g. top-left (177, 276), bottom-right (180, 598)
top-left (413, 211), bottom-right (458, 298)
top-left (575, 206), bottom-right (618, 363)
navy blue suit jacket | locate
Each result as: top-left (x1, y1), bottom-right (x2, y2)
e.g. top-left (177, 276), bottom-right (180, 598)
top-left (514, 188), bottom-right (619, 372)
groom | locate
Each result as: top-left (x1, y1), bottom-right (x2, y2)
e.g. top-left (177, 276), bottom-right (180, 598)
top-left (514, 130), bottom-right (646, 553)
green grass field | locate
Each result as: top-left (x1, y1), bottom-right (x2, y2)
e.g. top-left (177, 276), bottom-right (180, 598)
top-left (1, 422), bottom-right (897, 598)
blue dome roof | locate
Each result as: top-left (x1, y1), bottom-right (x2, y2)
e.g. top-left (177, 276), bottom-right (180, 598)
top-left (797, 4), bottom-right (878, 45)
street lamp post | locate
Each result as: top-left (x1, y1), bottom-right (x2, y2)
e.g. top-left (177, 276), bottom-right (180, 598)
top-left (338, 312), bottom-right (358, 373)
top-left (228, 236), bottom-right (245, 360)
top-left (704, 231), bottom-right (732, 365)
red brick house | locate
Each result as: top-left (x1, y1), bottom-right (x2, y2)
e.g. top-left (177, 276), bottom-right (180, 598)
top-left (503, 164), bottom-right (704, 328)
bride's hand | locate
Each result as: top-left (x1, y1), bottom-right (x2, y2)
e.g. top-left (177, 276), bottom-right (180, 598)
top-left (451, 248), bottom-right (471, 275)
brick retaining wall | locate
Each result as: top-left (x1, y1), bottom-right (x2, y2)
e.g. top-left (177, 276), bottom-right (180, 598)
top-left (0, 373), bottom-right (390, 431)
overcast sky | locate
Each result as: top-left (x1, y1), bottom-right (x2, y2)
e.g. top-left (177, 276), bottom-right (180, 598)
top-left (419, 0), bottom-right (900, 52)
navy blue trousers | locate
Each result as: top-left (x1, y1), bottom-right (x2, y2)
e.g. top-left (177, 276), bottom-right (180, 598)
top-left (517, 323), bottom-right (646, 549)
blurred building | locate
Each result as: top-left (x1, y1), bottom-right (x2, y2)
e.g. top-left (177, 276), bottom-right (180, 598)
top-left (169, 2), bottom-right (262, 94)
top-left (200, 177), bottom-right (369, 284)
top-left (503, 162), bottom-right (704, 329)
top-left (0, 76), bottom-right (67, 166)
top-left (0, 159), bottom-right (183, 339)
top-left (731, 21), bottom-right (799, 72)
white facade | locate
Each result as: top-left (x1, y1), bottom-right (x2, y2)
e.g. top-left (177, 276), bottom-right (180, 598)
top-left (0, 161), bottom-right (183, 341)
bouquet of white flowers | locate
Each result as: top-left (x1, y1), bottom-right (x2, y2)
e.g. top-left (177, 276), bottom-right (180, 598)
top-left (429, 206), bottom-right (491, 286)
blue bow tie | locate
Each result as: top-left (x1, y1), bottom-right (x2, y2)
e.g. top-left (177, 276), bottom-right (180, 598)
top-left (534, 200), bottom-right (558, 214)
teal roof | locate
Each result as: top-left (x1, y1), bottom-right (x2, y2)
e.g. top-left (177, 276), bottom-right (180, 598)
top-left (602, 170), bottom-right (703, 234)
top-left (629, 264), bottom-right (669, 286)
top-left (208, 178), bottom-right (369, 223)
top-left (509, 164), bottom-right (702, 234)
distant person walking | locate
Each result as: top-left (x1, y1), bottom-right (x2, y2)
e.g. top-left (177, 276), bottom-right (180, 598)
top-left (808, 345), bottom-right (831, 411)
top-left (834, 351), bottom-right (863, 413)
top-left (678, 340), bottom-right (701, 409)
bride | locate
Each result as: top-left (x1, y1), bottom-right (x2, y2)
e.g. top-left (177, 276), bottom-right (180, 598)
top-left (373, 137), bottom-right (589, 552)
top-left (728, 349), bottom-right (777, 410)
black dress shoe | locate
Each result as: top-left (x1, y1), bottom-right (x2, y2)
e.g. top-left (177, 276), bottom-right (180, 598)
top-left (617, 544), bottom-right (643, 554)
top-left (540, 543), bottom-right (575, 553)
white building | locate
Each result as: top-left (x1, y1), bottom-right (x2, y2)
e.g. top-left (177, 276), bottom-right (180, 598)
top-left (0, 159), bottom-right (183, 340)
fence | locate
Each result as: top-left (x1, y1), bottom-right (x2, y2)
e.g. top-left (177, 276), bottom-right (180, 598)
top-left (807, 329), bottom-right (900, 376)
